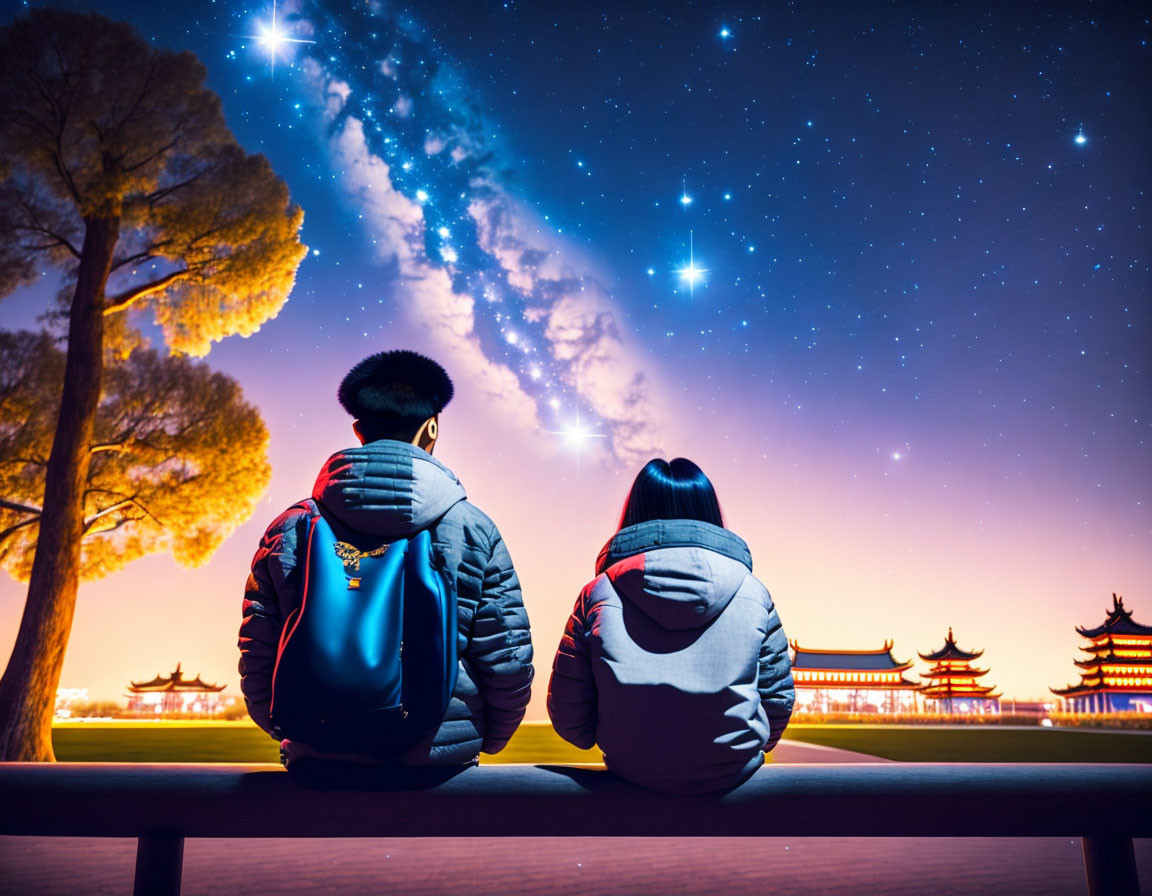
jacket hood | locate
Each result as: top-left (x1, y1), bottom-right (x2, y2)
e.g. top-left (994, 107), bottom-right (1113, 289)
top-left (596, 520), bottom-right (753, 631)
top-left (311, 440), bottom-right (466, 539)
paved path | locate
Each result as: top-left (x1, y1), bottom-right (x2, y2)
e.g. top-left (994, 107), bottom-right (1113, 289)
top-left (3, 835), bottom-right (1150, 895)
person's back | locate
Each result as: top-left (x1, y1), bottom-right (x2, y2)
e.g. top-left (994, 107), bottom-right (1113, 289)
top-left (548, 458), bottom-right (793, 793)
top-left (238, 350), bottom-right (533, 771)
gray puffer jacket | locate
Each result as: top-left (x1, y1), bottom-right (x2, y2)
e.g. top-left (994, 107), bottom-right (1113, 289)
top-left (548, 519), bottom-right (794, 794)
top-left (238, 440), bottom-right (533, 765)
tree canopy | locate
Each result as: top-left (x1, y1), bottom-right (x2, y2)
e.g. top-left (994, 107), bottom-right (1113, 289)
top-left (0, 7), bottom-right (307, 352)
top-left (0, 330), bottom-right (271, 582)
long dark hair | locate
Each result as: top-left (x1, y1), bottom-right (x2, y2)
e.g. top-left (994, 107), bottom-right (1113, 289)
top-left (617, 458), bottom-right (725, 530)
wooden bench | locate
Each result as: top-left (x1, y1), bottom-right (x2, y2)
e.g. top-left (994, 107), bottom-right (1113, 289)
top-left (1, 762), bottom-right (1149, 895)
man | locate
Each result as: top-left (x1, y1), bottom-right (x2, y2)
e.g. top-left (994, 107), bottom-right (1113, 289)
top-left (238, 350), bottom-right (533, 775)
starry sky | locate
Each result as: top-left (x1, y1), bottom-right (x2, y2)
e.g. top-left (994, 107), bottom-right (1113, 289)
top-left (1, 0), bottom-right (1149, 711)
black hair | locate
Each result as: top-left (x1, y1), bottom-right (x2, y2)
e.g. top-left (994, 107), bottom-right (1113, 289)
top-left (337, 350), bottom-right (453, 442)
top-left (617, 457), bottom-right (725, 530)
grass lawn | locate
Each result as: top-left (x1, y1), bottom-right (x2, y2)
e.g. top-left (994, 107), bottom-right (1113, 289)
top-left (49, 720), bottom-right (1152, 764)
top-left (783, 724), bottom-right (1152, 763)
top-left (50, 720), bottom-right (601, 765)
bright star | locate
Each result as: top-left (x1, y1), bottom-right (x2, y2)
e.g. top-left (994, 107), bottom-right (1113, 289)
top-left (679, 177), bottom-right (692, 207)
top-left (677, 231), bottom-right (708, 296)
top-left (547, 409), bottom-right (606, 471)
top-left (892, 452), bottom-right (902, 461)
top-left (719, 27), bottom-right (731, 38)
top-left (1074, 132), bottom-right (1087, 145)
top-left (250, 1), bottom-right (314, 76)
top-left (680, 262), bottom-right (704, 286)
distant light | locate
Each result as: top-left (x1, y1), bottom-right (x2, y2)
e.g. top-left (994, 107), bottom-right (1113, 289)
top-left (437, 226), bottom-right (451, 238)
top-left (892, 452), bottom-right (902, 461)
top-left (719, 27), bottom-right (731, 38)
top-left (680, 193), bottom-right (693, 206)
top-left (647, 268), bottom-right (655, 275)
top-left (249, 0), bottom-right (314, 75)
top-left (549, 411), bottom-right (606, 451)
top-left (723, 192), bottom-right (732, 200)
top-left (1074, 132), bottom-right (1087, 145)
top-left (678, 262), bottom-right (705, 286)
top-left (415, 189), bottom-right (429, 202)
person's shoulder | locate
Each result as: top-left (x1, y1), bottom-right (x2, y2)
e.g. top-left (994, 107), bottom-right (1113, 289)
top-left (260, 499), bottom-right (315, 542)
top-left (734, 568), bottom-right (775, 607)
top-left (579, 573), bottom-right (618, 608)
top-left (442, 498), bottom-right (497, 533)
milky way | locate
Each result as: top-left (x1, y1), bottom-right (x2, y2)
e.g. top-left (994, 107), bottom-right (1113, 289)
top-left (282, 1), bottom-right (663, 464)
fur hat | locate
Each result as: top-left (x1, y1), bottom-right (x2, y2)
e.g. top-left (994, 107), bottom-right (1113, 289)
top-left (337, 350), bottom-right (454, 423)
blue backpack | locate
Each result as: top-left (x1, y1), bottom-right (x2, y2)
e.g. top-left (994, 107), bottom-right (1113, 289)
top-left (269, 505), bottom-right (458, 755)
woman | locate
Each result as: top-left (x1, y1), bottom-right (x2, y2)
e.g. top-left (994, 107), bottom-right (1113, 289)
top-left (548, 458), bottom-right (794, 794)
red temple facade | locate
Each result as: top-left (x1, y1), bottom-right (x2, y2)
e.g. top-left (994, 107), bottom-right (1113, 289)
top-left (1051, 594), bottom-right (1152, 713)
top-left (790, 641), bottom-right (921, 713)
top-left (917, 628), bottom-right (1000, 714)
top-left (126, 663), bottom-right (227, 716)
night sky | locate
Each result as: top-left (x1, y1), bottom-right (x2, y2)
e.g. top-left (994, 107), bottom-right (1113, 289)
top-left (1, 1), bottom-right (1149, 710)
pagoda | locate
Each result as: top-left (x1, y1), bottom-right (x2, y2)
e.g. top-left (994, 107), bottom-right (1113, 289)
top-left (126, 663), bottom-right (226, 715)
top-left (1051, 594), bottom-right (1152, 713)
top-left (918, 628), bottom-right (1000, 714)
top-left (790, 641), bottom-right (921, 713)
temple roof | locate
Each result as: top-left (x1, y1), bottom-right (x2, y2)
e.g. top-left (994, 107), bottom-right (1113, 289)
top-left (920, 666), bottom-right (990, 679)
top-left (128, 663), bottom-right (225, 693)
top-left (918, 627), bottom-right (984, 662)
top-left (1051, 681), bottom-right (1152, 696)
top-left (1074, 654), bottom-right (1152, 669)
top-left (1076, 594), bottom-right (1152, 639)
top-left (790, 640), bottom-right (912, 672)
top-left (921, 683), bottom-right (1000, 698)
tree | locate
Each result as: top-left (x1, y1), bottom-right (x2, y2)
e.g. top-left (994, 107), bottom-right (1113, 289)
top-left (0, 329), bottom-right (271, 581)
top-left (0, 9), bottom-right (306, 760)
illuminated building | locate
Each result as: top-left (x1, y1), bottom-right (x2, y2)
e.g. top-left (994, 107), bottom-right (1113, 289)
top-left (790, 641), bottom-right (921, 713)
top-left (917, 628), bottom-right (1000, 714)
top-left (126, 663), bottom-right (227, 715)
top-left (1051, 594), bottom-right (1152, 713)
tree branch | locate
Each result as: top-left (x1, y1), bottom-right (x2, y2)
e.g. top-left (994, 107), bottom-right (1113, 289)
top-left (103, 268), bottom-right (189, 315)
top-left (110, 242), bottom-right (169, 272)
top-left (0, 498), bottom-right (43, 516)
top-left (144, 169), bottom-right (209, 207)
top-left (82, 495), bottom-right (161, 534)
top-left (123, 137), bottom-right (179, 174)
top-left (0, 515), bottom-right (40, 547)
top-left (16, 195), bottom-right (81, 259)
top-left (86, 513), bottom-right (144, 537)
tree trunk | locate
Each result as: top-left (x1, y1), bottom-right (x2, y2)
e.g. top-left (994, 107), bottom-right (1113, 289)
top-left (0, 213), bottom-right (118, 761)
